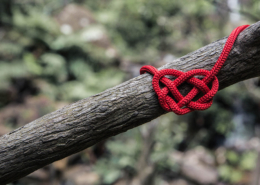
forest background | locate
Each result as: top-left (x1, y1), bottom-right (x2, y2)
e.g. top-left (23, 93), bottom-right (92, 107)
top-left (1, 0), bottom-right (260, 184)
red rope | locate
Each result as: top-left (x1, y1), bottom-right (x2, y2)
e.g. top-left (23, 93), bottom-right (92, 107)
top-left (140, 25), bottom-right (249, 115)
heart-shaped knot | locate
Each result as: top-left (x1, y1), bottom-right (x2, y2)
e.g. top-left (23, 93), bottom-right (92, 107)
top-left (140, 24), bottom-right (249, 115)
top-left (140, 66), bottom-right (219, 115)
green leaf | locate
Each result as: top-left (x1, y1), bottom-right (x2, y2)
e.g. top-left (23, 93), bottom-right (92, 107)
top-left (23, 53), bottom-right (42, 75)
top-left (240, 151), bottom-right (257, 170)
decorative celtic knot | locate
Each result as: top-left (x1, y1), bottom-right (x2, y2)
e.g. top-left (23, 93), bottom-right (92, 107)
top-left (140, 25), bottom-right (249, 115)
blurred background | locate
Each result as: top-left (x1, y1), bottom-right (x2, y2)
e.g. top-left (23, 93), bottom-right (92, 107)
top-left (1, 0), bottom-right (260, 184)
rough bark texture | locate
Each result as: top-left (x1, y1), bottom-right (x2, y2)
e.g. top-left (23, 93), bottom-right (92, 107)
top-left (1, 22), bottom-right (260, 184)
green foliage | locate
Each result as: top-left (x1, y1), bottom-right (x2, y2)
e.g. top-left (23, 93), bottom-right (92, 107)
top-left (218, 165), bottom-right (243, 183)
top-left (240, 151), bottom-right (257, 170)
top-left (86, 0), bottom-right (233, 62)
top-left (40, 53), bottom-right (67, 82)
top-left (0, 61), bottom-right (28, 90)
top-left (226, 150), bottom-right (239, 165)
top-left (0, 1), bottom-right (125, 104)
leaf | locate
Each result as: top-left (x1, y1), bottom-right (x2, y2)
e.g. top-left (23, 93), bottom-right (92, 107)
top-left (23, 53), bottom-right (42, 75)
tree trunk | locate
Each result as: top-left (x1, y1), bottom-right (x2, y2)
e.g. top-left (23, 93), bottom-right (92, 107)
top-left (1, 21), bottom-right (260, 184)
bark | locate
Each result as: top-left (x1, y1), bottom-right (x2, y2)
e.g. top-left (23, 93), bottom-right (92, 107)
top-left (1, 21), bottom-right (260, 184)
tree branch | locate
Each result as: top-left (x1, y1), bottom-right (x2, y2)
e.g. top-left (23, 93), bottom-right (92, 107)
top-left (1, 21), bottom-right (260, 184)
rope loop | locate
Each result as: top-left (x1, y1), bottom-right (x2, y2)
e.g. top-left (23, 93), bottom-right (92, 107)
top-left (140, 25), bottom-right (249, 115)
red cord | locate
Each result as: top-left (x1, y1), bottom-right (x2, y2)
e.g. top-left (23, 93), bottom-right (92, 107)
top-left (140, 25), bottom-right (249, 115)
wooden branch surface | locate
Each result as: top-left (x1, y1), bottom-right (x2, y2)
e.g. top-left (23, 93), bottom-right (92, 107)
top-left (1, 22), bottom-right (260, 184)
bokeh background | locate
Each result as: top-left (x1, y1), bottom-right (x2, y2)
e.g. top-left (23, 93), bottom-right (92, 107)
top-left (1, 0), bottom-right (260, 184)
